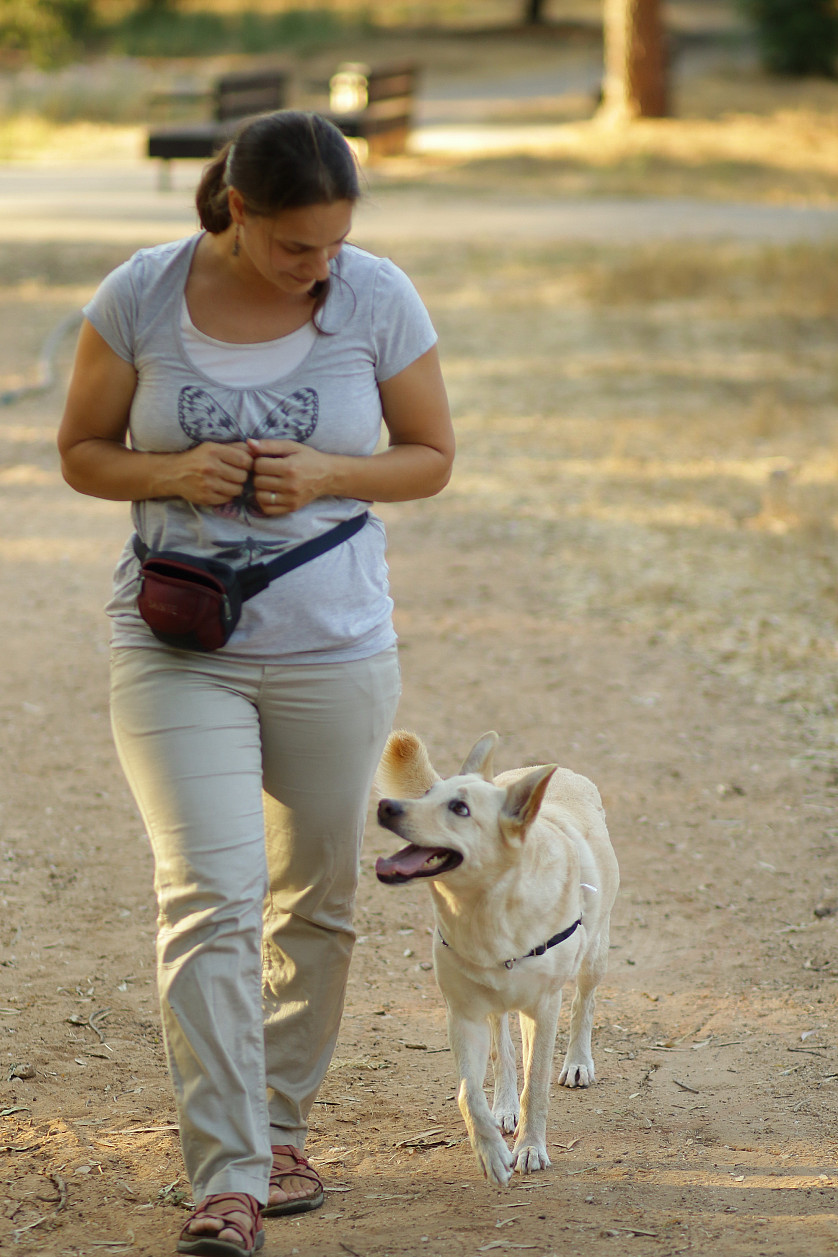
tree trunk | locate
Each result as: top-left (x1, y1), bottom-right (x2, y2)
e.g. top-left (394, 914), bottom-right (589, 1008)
top-left (601, 0), bottom-right (669, 119)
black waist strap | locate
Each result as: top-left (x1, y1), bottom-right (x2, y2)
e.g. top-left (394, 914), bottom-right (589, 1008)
top-left (132, 511), bottom-right (369, 602)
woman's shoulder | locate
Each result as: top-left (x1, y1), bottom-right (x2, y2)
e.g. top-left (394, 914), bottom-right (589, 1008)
top-left (335, 244), bottom-right (424, 307)
top-left (320, 243), bottom-right (430, 338)
top-left (338, 242), bottom-right (405, 283)
top-left (121, 234), bottom-right (201, 285)
top-left (85, 234), bottom-right (200, 341)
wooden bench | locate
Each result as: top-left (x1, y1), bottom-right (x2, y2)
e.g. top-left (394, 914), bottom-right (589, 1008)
top-left (147, 68), bottom-right (290, 188)
top-left (325, 62), bottom-right (418, 159)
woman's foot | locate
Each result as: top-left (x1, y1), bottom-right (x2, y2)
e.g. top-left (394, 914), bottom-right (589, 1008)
top-left (263, 1144), bottom-right (325, 1217)
top-left (177, 1191), bottom-right (264, 1256)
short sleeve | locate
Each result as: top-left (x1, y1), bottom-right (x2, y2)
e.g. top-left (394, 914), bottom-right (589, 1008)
top-left (371, 259), bottom-right (438, 382)
top-left (82, 255), bottom-right (141, 365)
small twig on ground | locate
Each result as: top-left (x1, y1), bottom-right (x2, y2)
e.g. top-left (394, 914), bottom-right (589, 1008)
top-left (45, 1174), bottom-right (67, 1212)
top-left (11, 1215), bottom-right (49, 1241)
top-left (105, 1124), bottom-right (179, 1135)
top-left (608, 1225), bottom-right (659, 1237)
top-left (10, 1173), bottom-right (67, 1242)
top-left (673, 1079), bottom-right (700, 1094)
top-left (88, 1009), bottom-right (112, 1043)
top-left (478, 1243), bottom-right (540, 1252)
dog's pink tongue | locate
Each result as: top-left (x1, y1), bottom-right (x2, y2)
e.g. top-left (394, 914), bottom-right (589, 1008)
top-left (375, 843), bottom-right (441, 880)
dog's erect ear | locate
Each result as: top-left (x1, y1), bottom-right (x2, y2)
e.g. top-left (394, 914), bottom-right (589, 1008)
top-left (376, 731), bottom-right (440, 798)
top-left (500, 764), bottom-right (557, 842)
top-left (458, 731), bottom-right (499, 782)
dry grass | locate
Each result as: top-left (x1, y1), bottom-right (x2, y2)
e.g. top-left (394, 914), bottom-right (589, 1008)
top-left (379, 235), bottom-right (838, 740)
top-left (0, 116), bottom-right (141, 162)
top-left (408, 96), bottom-right (838, 205)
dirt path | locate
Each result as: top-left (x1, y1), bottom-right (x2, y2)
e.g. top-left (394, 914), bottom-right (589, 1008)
top-left (2, 163), bottom-right (838, 248)
top-left (2, 467), bottom-right (838, 1256)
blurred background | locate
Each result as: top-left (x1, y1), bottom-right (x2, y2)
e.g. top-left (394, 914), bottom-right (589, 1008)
top-left (0, 0), bottom-right (836, 182)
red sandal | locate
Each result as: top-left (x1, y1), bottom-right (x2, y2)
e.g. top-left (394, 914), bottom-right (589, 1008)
top-left (177, 1191), bottom-right (264, 1256)
top-left (263, 1144), bottom-right (325, 1217)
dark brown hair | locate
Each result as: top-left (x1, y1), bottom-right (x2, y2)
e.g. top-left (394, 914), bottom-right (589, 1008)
top-left (196, 109), bottom-right (360, 234)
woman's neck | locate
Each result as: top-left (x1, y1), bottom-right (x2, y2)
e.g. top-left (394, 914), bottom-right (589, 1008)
top-left (185, 229), bottom-right (318, 344)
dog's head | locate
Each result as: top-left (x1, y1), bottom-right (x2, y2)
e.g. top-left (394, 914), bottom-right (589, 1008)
top-left (374, 731), bottom-right (557, 886)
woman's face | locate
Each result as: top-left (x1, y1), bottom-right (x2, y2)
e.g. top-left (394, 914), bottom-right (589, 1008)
top-left (234, 196), bottom-right (354, 296)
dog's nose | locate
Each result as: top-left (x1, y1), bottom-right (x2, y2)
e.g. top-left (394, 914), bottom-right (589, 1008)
top-left (377, 798), bottom-right (405, 822)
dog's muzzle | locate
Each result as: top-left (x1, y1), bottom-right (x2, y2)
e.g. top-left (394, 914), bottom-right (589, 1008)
top-left (375, 799), bottom-right (463, 884)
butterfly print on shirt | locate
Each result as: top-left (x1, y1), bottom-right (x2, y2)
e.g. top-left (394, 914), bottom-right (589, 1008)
top-left (177, 384), bottom-right (319, 540)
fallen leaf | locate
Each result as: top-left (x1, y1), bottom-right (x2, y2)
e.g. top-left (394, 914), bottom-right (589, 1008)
top-left (395, 1127), bottom-right (446, 1148)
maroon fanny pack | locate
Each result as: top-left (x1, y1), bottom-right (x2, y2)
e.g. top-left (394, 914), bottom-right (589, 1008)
top-left (134, 512), bottom-right (369, 653)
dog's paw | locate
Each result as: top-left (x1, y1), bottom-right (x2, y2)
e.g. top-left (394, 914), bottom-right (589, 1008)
top-left (474, 1136), bottom-right (514, 1187)
top-left (512, 1143), bottom-right (551, 1175)
top-left (558, 1058), bottom-right (595, 1088)
top-left (492, 1102), bottom-right (519, 1135)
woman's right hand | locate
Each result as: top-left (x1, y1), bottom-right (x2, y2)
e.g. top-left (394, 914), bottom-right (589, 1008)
top-left (169, 441), bottom-right (253, 506)
top-left (59, 321), bottom-right (254, 506)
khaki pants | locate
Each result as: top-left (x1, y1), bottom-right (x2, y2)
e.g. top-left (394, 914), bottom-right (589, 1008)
top-left (110, 645), bottom-right (401, 1203)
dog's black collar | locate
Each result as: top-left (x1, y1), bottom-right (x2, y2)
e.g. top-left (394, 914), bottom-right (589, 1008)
top-left (438, 917), bottom-right (583, 969)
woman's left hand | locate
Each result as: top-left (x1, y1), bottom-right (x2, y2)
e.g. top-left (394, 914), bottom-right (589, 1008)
top-left (248, 438), bottom-right (333, 514)
top-left (246, 346), bottom-right (454, 513)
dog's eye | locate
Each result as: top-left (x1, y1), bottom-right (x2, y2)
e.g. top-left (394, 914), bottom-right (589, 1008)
top-left (449, 799), bottom-right (470, 818)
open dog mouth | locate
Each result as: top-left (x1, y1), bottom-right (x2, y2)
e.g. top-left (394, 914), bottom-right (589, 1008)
top-left (375, 843), bottom-right (463, 885)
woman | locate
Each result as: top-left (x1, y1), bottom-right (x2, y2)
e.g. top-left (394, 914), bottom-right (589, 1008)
top-left (58, 110), bottom-right (453, 1257)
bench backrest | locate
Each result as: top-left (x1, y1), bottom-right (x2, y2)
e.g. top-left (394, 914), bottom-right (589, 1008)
top-left (214, 70), bottom-right (290, 122)
top-left (366, 63), bottom-right (417, 106)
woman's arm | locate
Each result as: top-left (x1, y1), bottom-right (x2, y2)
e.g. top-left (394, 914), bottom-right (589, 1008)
top-left (58, 320), bottom-right (253, 505)
top-left (249, 345), bottom-right (454, 514)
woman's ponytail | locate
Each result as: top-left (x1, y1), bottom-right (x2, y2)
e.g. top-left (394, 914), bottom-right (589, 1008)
top-left (195, 145), bottom-right (234, 233)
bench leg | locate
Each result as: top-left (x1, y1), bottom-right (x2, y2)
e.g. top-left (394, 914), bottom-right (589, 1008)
top-left (157, 159), bottom-right (173, 192)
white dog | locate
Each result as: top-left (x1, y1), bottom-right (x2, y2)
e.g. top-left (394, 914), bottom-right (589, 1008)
top-left (375, 730), bottom-right (619, 1186)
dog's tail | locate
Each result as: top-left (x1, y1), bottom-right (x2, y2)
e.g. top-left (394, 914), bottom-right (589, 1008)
top-left (375, 730), bottom-right (441, 798)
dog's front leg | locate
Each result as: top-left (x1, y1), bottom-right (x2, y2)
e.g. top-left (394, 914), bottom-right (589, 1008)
top-left (490, 1013), bottom-right (519, 1133)
top-left (448, 1011), bottom-right (514, 1186)
top-left (512, 993), bottom-right (562, 1174)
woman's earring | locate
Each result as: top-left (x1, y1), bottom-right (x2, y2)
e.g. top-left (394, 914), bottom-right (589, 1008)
top-left (232, 226), bottom-right (241, 258)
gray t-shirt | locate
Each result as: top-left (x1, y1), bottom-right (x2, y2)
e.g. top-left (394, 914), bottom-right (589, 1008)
top-left (83, 235), bottom-right (438, 662)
